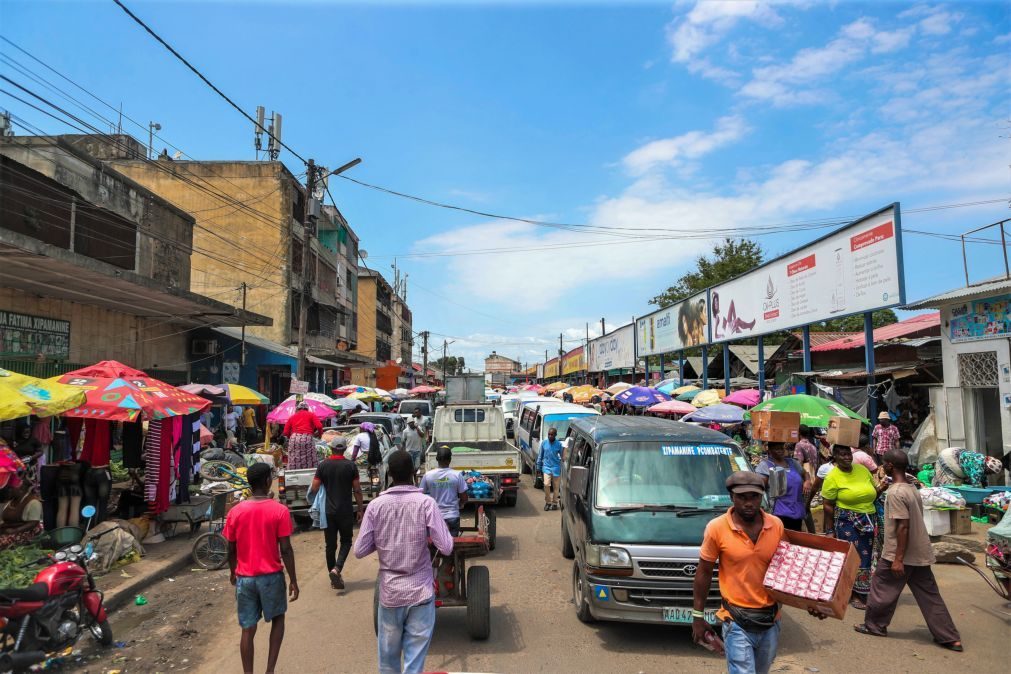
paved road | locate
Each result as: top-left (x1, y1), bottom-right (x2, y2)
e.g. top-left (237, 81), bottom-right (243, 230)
top-left (87, 481), bottom-right (1006, 673)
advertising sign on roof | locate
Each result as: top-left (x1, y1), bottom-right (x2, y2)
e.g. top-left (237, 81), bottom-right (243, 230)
top-left (635, 292), bottom-right (709, 358)
top-left (708, 204), bottom-right (903, 344)
top-left (544, 358), bottom-right (560, 379)
top-left (561, 346), bottom-right (585, 375)
top-left (588, 324), bottom-right (634, 372)
top-left (947, 293), bottom-right (1010, 343)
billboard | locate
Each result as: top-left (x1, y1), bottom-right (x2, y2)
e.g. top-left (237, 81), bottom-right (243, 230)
top-left (561, 347), bottom-right (585, 375)
top-left (708, 204), bottom-right (903, 344)
top-left (948, 293), bottom-right (1010, 343)
top-left (635, 292), bottom-right (709, 358)
top-left (536, 363), bottom-right (544, 380)
top-left (0, 310), bottom-right (70, 359)
top-left (544, 358), bottom-right (560, 379)
top-left (587, 324), bottom-right (634, 372)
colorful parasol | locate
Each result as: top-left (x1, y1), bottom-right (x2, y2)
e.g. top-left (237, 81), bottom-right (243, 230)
top-left (676, 388), bottom-right (702, 402)
top-left (672, 384), bottom-right (700, 396)
top-left (224, 383), bottom-right (269, 405)
top-left (0, 368), bottom-right (87, 422)
top-left (747, 394), bottom-right (868, 427)
top-left (683, 403), bottom-right (746, 424)
top-left (543, 382), bottom-right (570, 393)
top-left (646, 400), bottom-right (697, 416)
top-left (266, 398), bottom-right (336, 424)
top-left (567, 385), bottom-right (607, 404)
top-left (605, 382), bottom-right (633, 395)
top-left (390, 388), bottom-right (410, 399)
top-left (55, 360), bottom-right (211, 422)
top-left (282, 392), bottom-right (339, 408)
top-left (723, 389), bottom-right (761, 408)
top-left (408, 385), bottom-right (439, 395)
top-left (614, 386), bottom-right (671, 407)
top-left (691, 390), bottom-right (723, 408)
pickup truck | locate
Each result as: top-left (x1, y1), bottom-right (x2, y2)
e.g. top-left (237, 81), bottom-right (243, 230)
top-left (424, 403), bottom-right (521, 507)
top-left (278, 425), bottom-right (395, 516)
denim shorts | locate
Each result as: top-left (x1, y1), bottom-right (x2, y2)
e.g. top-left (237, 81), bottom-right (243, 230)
top-left (235, 572), bottom-right (287, 629)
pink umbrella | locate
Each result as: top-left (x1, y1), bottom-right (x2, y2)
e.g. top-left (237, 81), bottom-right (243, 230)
top-left (409, 385), bottom-right (439, 395)
top-left (266, 398), bottom-right (336, 424)
top-left (723, 389), bottom-right (761, 408)
top-left (198, 423), bottom-right (214, 446)
top-left (647, 400), bottom-right (697, 416)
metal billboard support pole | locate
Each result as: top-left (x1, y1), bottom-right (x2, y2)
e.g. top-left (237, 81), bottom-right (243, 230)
top-left (723, 343), bottom-right (731, 393)
top-left (757, 337), bottom-right (765, 396)
top-left (678, 350), bottom-right (685, 387)
top-left (701, 345), bottom-right (709, 390)
top-left (802, 325), bottom-right (812, 373)
top-left (864, 312), bottom-right (877, 424)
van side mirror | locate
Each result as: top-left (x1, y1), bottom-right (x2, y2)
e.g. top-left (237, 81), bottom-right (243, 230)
top-left (569, 465), bottom-right (589, 498)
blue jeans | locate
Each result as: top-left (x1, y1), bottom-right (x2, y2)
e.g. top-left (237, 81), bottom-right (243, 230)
top-left (377, 597), bottom-right (436, 674)
top-left (722, 619), bottom-right (780, 674)
top-left (235, 572), bottom-right (287, 629)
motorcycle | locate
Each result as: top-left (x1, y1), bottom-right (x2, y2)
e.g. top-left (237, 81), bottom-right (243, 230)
top-left (0, 506), bottom-right (114, 672)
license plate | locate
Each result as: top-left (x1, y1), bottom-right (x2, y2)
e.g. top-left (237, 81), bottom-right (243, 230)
top-left (662, 607), bottom-right (717, 624)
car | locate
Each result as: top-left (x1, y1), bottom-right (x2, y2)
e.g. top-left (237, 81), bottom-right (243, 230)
top-left (561, 416), bottom-right (751, 626)
top-left (349, 412), bottom-right (408, 449)
top-left (513, 401), bottom-right (599, 475)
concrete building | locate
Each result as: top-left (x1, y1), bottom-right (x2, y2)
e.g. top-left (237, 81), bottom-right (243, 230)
top-left (87, 144), bottom-right (369, 392)
top-left (350, 268), bottom-right (395, 387)
top-left (391, 293), bottom-right (414, 388)
top-left (0, 135), bottom-right (269, 382)
top-left (907, 278), bottom-right (1010, 476)
top-left (485, 351), bottom-right (521, 387)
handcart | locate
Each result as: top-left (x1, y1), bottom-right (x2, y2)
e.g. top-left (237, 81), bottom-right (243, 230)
top-left (374, 506), bottom-right (493, 640)
top-left (159, 495), bottom-right (214, 538)
top-left (190, 489), bottom-right (241, 570)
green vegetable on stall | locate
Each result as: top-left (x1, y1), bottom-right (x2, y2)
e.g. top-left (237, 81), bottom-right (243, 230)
top-left (110, 460), bottom-right (131, 482)
top-left (0, 545), bottom-right (49, 588)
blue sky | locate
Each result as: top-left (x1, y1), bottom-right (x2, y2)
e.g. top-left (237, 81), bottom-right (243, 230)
top-left (2, 1), bottom-right (1009, 368)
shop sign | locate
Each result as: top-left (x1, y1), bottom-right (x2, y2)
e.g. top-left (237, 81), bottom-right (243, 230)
top-left (707, 204), bottom-right (903, 343)
top-left (289, 379), bottom-right (310, 394)
top-left (588, 324), bottom-right (634, 372)
top-left (636, 292), bottom-right (709, 357)
top-left (0, 310), bottom-right (70, 359)
top-left (562, 347), bottom-right (585, 375)
top-left (948, 293), bottom-right (1011, 343)
top-left (544, 358), bottom-right (560, 379)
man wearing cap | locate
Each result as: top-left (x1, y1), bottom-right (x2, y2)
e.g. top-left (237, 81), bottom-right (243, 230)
top-left (310, 436), bottom-right (363, 590)
top-left (871, 411), bottom-right (900, 458)
top-left (692, 471), bottom-right (825, 673)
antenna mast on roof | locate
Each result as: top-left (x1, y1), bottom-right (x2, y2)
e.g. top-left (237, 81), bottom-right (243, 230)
top-left (254, 106), bottom-right (282, 160)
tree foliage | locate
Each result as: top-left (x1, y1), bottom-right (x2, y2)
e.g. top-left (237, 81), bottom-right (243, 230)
top-left (435, 356), bottom-right (465, 375)
top-left (649, 238), bottom-right (765, 307)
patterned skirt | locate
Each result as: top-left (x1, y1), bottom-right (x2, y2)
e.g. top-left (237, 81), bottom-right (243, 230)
top-left (286, 433), bottom-right (319, 470)
top-left (836, 507), bottom-right (876, 596)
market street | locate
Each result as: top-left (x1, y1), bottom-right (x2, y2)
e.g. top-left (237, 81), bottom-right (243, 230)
top-left (79, 480), bottom-right (1007, 674)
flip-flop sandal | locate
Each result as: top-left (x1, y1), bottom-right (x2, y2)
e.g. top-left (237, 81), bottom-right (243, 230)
top-left (935, 640), bottom-right (964, 652)
top-left (853, 624), bottom-right (886, 637)
top-left (849, 598), bottom-right (867, 610)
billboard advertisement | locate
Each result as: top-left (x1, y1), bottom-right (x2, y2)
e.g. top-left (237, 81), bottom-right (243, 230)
top-left (536, 363), bottom-right (544, 380)
top-left (948, 293), bottom-right (1010, 343)
top-left (561, 346), bottom-right (585, 375)
top-left (635, 292), bottom-right (709, 358)
top-left (544, 358), bottom-right (560, 379)
top-left (708, 204), bottom-right (903, 344)
top-left (587, 324), bottom-right (635, 372)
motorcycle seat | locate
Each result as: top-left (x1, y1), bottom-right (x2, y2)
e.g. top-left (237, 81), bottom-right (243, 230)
top-left (0, 583), bottom-right (49, 602)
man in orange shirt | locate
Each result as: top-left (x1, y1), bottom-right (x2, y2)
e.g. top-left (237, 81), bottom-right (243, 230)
top-left (692, 471), bottom-right (824, 674)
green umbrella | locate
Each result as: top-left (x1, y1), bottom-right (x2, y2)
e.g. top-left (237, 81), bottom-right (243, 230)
top-left (746, 394), bottom-right (868, 427)
top-left (676, 389), bottom-right (701, 402)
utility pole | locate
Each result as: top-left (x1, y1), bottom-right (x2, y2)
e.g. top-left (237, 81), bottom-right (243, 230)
top-left (421, 331), bottom-right (429, 385)
top-left (240, 282), bottom-right (247, 366)
top-left (600, 317), bottom-right (606, 337)
top-left (296, 159), bottom-right (318, 382)
top-left (442, 340), bottom-right (449, 380)
top-left (585, 322), bottom-right (590, 385)
top-left (558, 333), bottom-right (564, 358)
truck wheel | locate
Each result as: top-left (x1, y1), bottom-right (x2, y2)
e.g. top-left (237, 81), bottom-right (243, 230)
top-left (521, 461), bottom-right (531, 475)
top-left (486, 509), bottom-right (497, 551)
top-left (572, 561), bottom-right (595, 623)
top-left (501, 492), bottom-right (517, 508)
top-left (466, 566), bottom-right (491, 640)
top-left (373, 581), bottom-right (380, 636)
top-left (561, 518), bottom-right (574, 560)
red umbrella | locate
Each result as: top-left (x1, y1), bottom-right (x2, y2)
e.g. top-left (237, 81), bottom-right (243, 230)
top-left (647, 400), bottom-right (697, 416)
top-left (409, 385), bottom-right (438, 395)
top-left (56, 360), bottom-right (211, 422)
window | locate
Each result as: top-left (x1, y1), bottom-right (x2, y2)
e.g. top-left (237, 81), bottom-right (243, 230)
top-left (958, 351), bottom-right (998, 387)
top-left (453, 409), bottom-right (486, 422)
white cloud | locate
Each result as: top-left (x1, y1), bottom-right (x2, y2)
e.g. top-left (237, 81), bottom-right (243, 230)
top-left (666, 1), bottom-right (782, 64)
top-left (622, 115), bottom-right (749, 174)
top-left (919, 9), bottom-right (962, 36)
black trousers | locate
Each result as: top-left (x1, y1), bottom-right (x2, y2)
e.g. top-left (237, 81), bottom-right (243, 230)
top-left (324, 511), bottom-right (355, 572)
top-left (83, 467), bottom-right (112, 523)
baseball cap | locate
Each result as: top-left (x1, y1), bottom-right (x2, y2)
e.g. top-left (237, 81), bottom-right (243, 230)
top-left (328, 436), bottom-right (348, 450)
top-left (725, 471), bottom-right (766, 495)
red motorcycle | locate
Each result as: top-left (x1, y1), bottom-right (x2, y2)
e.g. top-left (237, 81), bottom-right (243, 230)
top-left (0, 507), bottom-right (113, 672)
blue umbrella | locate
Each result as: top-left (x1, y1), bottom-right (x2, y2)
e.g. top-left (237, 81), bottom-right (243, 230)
top-left (676, 389), bottom-right (702, 402)
top-left (615, 386), bottom-right (671, 407)
top-left (682, 403), bottom-right (745, 424)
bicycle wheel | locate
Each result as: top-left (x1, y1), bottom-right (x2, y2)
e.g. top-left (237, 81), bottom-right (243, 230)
top-left (192, 532), bottom-right (229, 570)
top-left (199, 460), bottom-right (238, 482)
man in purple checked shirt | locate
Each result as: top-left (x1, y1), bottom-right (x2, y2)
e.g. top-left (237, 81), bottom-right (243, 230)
top-left (355, 450), bottom-right (453, 674)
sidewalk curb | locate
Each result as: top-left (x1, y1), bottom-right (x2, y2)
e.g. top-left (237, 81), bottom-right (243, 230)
top-left (104, 549), bottom-right (195, 613)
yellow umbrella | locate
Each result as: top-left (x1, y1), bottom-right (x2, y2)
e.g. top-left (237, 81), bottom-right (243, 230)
top-left (605, 382), bottom-right (633, 395)
top-left (552, 386), bottom-right (574, 399)
top-left (673, 384), bottom-right (700, 396)
top-left (349, 391), bottom-right (381, 402)
top-left (225, 383), bottom-right (269, 405)
top-left (0, 368), bottom-right (87, 421)
top-left (692, 389), bottom-right (723, 408)
top-left (543, 382), bottom-right (569, 393)
top-left (570, 386), bottom-right (606, 404)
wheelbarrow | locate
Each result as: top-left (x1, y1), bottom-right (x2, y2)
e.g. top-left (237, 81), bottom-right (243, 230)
top-left (373, 506), bottom-right (493, 640)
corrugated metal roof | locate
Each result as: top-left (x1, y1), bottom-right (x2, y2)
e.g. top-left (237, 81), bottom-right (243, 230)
top-left (791, 331), bottom-right (861, 347)
top-left (905, 277), bottom-right (1011, 309)
top-left (809, 313), bottom-right (940, 352)
top-left (728, 345), bottom-right (761, 375)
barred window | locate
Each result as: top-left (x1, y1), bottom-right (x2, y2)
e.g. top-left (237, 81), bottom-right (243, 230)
top-left (957, 351), bottom-right (998, 387)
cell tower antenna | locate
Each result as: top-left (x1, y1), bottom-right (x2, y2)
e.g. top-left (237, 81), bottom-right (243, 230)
top-left (254, 105), bottom-right (265, 158)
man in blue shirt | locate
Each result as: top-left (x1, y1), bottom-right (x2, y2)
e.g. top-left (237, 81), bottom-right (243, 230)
top-left (420, 446), bottom-right (469, 535)
top-left (536, 427), bottom-right (564, 511)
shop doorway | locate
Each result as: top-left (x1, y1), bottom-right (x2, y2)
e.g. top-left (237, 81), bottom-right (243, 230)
top-left (971, 387), bottom-right (1002, 460)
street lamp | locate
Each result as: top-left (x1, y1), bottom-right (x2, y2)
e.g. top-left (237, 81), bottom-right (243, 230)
top-left (148, 122), bottom-right (161, 159)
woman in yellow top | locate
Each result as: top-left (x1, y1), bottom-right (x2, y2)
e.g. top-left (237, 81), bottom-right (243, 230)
top-left (821, 444), bottom-right (883, 609)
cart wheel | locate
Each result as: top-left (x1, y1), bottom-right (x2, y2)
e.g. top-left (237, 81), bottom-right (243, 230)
top-left (373, 581), bottom-right (380, 636)
top-left (466, 565), bottom-right (491, 640)
top-left (191, 532), bottom-right (229, 570)
top-left (486, 509), bottom-right (497, 551)
top-left (200, 460), bottom-right (237, 482)
top-left (561, 517), bottom-right (574, 560)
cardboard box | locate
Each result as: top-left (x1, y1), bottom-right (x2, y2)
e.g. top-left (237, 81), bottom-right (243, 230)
top-left (752, 410), bottom-right (801, 443)
top-left (826, 416), bottom-right (861, 448)
top-left (948, 508), bottom-right (971, 535)
top-left (763, 529), bottom-right (859, 620)
top-left (923, 508), bottom-right (950, 536)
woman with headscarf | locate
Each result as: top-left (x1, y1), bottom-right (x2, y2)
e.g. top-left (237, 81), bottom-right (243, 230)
top-left (283, 401), bottom-right (323, 470)
top-left (933, 447), bottom-right (1003, 487)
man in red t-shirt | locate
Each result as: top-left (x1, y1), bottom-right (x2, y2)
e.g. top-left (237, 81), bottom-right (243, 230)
top-left (223, 463), bottom-right (299, 674)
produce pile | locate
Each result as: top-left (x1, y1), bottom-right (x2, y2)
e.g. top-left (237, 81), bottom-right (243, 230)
top-left (0, 545), bottom-right (47, 588)
top-left (462, 470), bottom-right (495, 500)
top-left (764, 541), bottom-right (845, 601)
top-left (983, 490), bottom-right (1011, 513)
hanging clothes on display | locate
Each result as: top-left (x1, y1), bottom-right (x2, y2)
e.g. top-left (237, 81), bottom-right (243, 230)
top-left (121, 422), bottom-right (144, 469)
top-left (175, 414), bottom-right (196, 505)
top-left (144, 419), bottom-right (172, 514)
